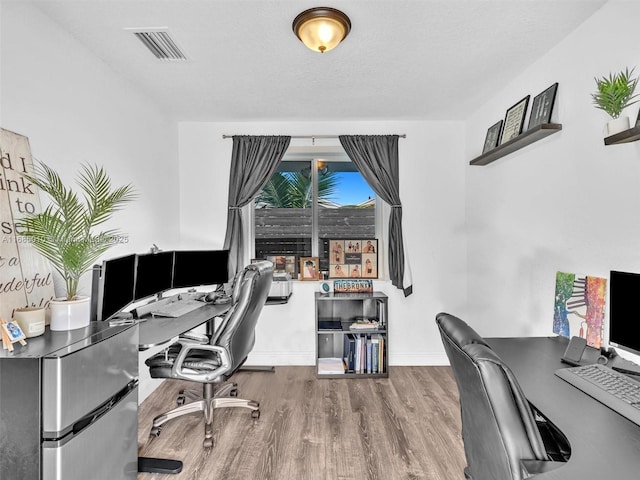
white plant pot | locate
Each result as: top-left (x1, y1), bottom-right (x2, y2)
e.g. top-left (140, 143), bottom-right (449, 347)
top-left (49, 296), bottom-right (91, 331)
top-left (606, 116), bottom-right (630, 136)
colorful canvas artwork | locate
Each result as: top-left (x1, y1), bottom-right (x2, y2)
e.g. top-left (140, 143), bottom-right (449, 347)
top-left (553, 271), bottom-right (606, 348)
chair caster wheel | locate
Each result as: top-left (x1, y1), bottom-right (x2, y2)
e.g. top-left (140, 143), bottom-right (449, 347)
top-left (251, 409), bottom-right (260, 419)
top-left (176, 394), bottom-right (186, 406)
top-left (230, 388), bottom-right (238, 397)
top-left (150, 426), bottom-right (162, 437)
top-left (203, 438), bottom-right (213, 448)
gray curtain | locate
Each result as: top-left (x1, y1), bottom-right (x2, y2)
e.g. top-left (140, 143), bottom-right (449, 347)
top-left (339, 135), bottom-right (413, 296)
top-left (223, 135), bottom-right (291, 278)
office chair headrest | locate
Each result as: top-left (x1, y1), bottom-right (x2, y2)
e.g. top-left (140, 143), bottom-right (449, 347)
top-left (436, 312), bottom-right (491, 350)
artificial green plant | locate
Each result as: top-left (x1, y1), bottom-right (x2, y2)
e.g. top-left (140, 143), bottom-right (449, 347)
top-left (20, 162), bottom-right (136, 300)
top-left (592, 67), bottom-right (640, 119)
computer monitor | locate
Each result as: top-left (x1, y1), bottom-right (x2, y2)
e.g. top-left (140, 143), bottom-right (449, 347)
top-left (172, 249), bottom-right (230, 289)
top-left (97, 254), bottom-right (136, 321)
top-left (609, 270), bottom-right (640, 356)
top-left (134, 251), bottom-right (174, 301)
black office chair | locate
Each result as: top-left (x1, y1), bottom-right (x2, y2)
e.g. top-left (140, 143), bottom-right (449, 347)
top-left (436, 312), bottom-right (570, 480)
top-left (146, 260), bottom-right (273, 448)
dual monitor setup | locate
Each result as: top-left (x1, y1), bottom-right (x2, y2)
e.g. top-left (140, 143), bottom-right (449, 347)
top-left (91, 249), bottom-right (230, 322)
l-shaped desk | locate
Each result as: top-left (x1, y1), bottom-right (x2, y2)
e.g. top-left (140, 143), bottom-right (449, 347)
top-left (487, 336), bottom-right (640, 479)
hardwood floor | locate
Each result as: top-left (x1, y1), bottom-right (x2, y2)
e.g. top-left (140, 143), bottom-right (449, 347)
top-left (137, 366), bottom-right (466, 480)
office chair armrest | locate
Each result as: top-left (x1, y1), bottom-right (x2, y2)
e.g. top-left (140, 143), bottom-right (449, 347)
top-left (520, 459), bottom-right (566, 478)
top-left (171, 341), bottom-right (232, 383)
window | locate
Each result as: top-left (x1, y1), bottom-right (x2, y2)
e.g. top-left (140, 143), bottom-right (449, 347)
top-left (253, 147), bottom-right (378, 276)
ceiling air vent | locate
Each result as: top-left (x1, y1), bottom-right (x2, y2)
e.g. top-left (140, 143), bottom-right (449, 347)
top-left (128, 28), bottom-right (188, 61)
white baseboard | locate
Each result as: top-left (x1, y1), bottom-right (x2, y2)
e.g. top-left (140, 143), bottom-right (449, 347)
top-left (246, 350), bottom-right (450, 367)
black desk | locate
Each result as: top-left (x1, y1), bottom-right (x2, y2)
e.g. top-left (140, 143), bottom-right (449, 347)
top-left (487, 336), bottom-right (640, 479)
top-left (138, 303), bottom-right (229, 350)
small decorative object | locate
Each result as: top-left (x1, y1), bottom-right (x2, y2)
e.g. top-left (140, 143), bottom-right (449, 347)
top-left (528, 83), bottom-right (559, 129)
top-left (12, 307), bottom-right (46, 338)
top-left (1, 318), bottom-right (27, 352)
top-left (334, 279), bottom-right (373, 293)
top-left (482, 120), bottom-right (503, 153)
top-left (592, 67), bottom-right (640, 136)
top-left (300, 257), bottom-right (320, 280)
top-left (19, 162), bottom-right (136, 330)
top-left (328, 239), bottom-right (378, 279)
top-left (500, 96), bottom-right (530, 144)
top-left (319, 281), bottom-right (333, 294)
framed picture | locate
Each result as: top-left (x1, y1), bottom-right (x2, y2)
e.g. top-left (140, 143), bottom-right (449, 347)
top-left (300, 257), bottom-right (319, 280)
top-left (265, 255), bottom-right (297, 275)
top-left (528, 83), bottom-right (558, 129)
top-left (500, 95), bottom-right (530, 144)
top-left (482, 120), bottom-right (503, 153)
top-left (328, 239), bottom-right (378, 279)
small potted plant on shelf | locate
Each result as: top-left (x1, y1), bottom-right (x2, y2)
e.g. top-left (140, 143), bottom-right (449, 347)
top-left (20, 162), bottom-right (136, 330)
top-left (592, 66), bottom-right (640, 136)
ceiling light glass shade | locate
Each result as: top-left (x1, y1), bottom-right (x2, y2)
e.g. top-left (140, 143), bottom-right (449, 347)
top-left (293, 7), bottom-right (351, 53)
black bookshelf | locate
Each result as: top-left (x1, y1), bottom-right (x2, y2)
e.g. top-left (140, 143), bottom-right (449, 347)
top-left (315, 292), bottom-right (388, 378)
top-left (470, 123), bottom-right (562, 166)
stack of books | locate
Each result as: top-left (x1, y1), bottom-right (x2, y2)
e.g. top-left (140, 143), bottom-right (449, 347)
top-left (343, 333), bottom-right (385, 374)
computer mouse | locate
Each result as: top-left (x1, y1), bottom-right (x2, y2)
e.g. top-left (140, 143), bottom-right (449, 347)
top-left (204, 291), bottom-right (219, 303)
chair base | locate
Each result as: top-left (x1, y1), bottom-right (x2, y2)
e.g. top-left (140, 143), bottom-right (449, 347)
top-left (150, 381), bottom-right (259, 448)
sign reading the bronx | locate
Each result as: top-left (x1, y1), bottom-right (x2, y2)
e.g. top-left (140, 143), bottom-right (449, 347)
top-left (0, 128), bottom-right (54, 320)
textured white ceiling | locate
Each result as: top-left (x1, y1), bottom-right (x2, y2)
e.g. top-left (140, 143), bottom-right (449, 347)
top-left (29, 0), bottom-right (607, 121)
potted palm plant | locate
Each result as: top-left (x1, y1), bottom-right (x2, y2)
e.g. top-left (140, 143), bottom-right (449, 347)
top-left (592, 67), bottom-right (640, 136)
top-left (20, 161), bottom-right (136, 330)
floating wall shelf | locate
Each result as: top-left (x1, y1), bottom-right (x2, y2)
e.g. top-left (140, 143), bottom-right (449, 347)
top-left (604, 125), bottom-right (640, 145)
top-left (470, 123), bottom-right (563, 166)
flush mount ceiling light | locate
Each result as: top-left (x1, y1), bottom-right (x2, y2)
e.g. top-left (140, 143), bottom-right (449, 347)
top-left (292, 7), bottom-right (351, 53)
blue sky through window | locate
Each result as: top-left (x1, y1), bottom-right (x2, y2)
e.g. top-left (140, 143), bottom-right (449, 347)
top-left (332, 172), bottom-right (375, 206)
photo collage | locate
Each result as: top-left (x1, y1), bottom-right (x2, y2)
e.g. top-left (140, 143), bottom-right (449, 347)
top-left (329, 239), bottom-right (378, 279)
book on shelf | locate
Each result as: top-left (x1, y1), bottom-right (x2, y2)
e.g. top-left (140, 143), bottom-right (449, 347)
top-left (348, 320), bottom-right (379, 330)
top-left (343, 333), bottom-right (356, 372)
top-left (318, 357), bottom-right (346, 375)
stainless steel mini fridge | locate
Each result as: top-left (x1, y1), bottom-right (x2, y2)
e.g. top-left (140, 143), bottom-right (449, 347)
top-left (0, 322), bottom-right (138, 480)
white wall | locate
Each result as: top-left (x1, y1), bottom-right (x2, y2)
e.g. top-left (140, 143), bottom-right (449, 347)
top-left (1, 2), bottom-right (180, 290)
top-left (178, 120), bottom-right (467, 365)
top-left (465, 2), bottom-right (640, 344)
top-left (1, 3), bottom-right (180, 401)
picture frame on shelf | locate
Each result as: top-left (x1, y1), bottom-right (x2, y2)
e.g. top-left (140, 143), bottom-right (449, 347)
top-left (500, 95), bottom-right (530, 144)
top-left (265, 255), bottom-right (297, 276)
top-left (482, 120), bottom-right (503, 153)
top-left (300, 257), bottom-right (320, 280)
top-left (528, 83), bottom-right (558, 129)
top-left (328, 239), bottom-right (378, 279)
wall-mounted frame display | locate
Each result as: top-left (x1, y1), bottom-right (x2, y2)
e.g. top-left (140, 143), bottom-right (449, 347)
top-left (528, 83), bottom-right (558, 129)
top-left (482, 120), bottom-right (503, 153)
top-left (300, 257), bottom-right (319, 280)
top-left (500, 95), bottom-right (530, 144)
top-left (328, 239), bottom-right (378, 279)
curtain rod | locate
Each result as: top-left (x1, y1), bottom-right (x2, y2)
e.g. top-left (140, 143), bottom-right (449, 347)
top-left (221, 134), bottom-right (406, 139)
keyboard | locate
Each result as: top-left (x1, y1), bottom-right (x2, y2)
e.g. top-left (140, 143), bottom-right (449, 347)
top-left (555, 364), bottom-right (640, 426)
top-left (151, 299), bottom-right (204, 318)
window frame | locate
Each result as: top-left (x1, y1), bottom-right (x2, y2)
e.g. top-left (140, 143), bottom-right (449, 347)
top-left (247, 147), bottom-right (386, 278)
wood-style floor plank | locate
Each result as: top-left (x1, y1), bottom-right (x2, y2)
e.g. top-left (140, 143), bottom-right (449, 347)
top-left (137, 366), bottom-right (467, 480)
